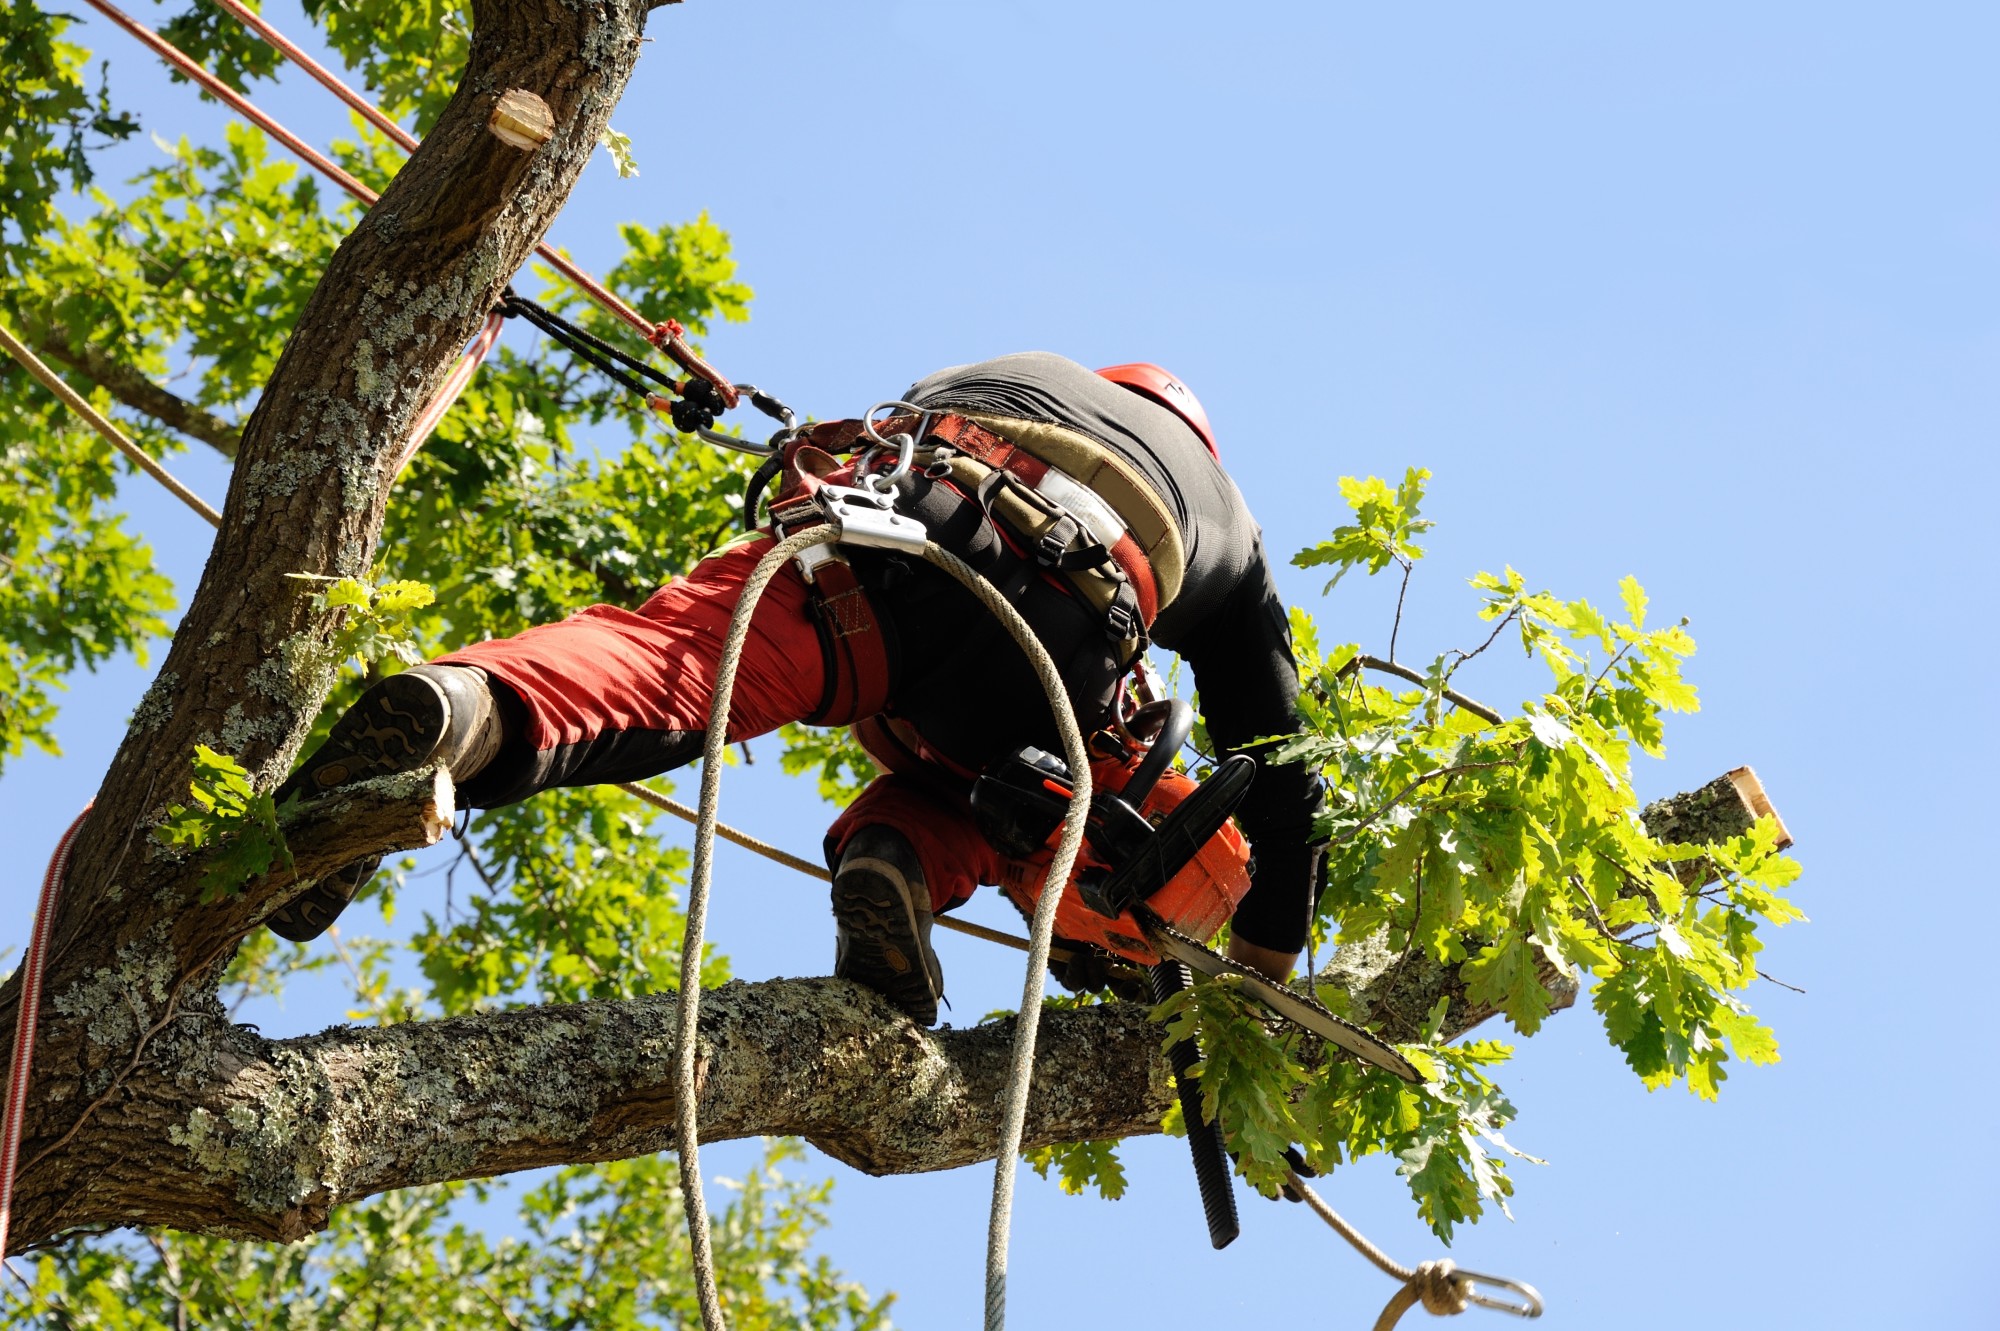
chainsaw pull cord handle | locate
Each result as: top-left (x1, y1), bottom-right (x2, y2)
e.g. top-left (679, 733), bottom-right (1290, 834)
top-left (673, 524), bottom-right (1095, 1331)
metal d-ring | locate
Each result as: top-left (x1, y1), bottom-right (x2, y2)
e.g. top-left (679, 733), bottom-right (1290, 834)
top-left (859, 399), bottom-right (931, 493)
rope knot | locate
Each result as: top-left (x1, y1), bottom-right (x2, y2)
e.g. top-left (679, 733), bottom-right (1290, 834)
top-left (1411, 1260), bottom-right (1470, 1317)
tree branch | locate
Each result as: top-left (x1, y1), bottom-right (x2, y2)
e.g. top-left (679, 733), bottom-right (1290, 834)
top-left (14, 317), bottom-right (242, 458)
top-left (2, 766), bottom-right (1787, 1252)
top-left (1319, 767), bottom-right (1787, 1042)
top-left (14, 978), bottom-right (1172, 1245)
top-left (1342, 654), bottom-right (1505, 726)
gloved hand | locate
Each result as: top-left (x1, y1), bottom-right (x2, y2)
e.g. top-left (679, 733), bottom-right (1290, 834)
top-left (1048, 939), bottom-right (1150, 1002)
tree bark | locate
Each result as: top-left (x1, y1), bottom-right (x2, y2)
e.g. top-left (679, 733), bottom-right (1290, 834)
top-left (2, 763), bottom-right (1780, 1250)
top-left (0, 0), bottom-right (664, 1256)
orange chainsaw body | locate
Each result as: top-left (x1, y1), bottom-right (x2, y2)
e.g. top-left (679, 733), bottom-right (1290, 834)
top-left (995, 752), bottom-right (1252, 965)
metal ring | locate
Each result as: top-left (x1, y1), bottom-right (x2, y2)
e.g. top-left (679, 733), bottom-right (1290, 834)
top-left (1452, 1270), bottom-right (1544, 1319)
top-left (860, 398), bottom-right (929, 449)
top-left (861, 431), bottom-right (915, 493)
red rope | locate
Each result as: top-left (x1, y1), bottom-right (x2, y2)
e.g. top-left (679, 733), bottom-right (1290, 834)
top-left (0, 804), bottom-right (93, 1261)
top-left (394, 311), bottom-right (505, 474)
top-left (83, 0), bottom-right (378, 208)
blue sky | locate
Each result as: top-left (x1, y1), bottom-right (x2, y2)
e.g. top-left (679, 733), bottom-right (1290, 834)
top-left (4, 1), bottom-right (1996, 1326)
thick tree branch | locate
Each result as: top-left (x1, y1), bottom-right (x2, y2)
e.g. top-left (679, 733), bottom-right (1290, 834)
top-left (2, 765), bottom-right (1786, 1251)
top-left (15, 981), bottom-right (1171, 1244)
top-left (1320, 766), bottom-right (1786, 1042)
top-left (14, 315), bottom-right (242, 458)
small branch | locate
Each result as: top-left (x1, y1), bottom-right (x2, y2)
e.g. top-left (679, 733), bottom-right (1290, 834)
top-left (1445, 607), bottom-right (1518, 680)
top-left (1329, 758), bottom-right (1516, 849)
top-left (1341, 655), bottom-right (1505, 726)
top-left (1388, 558), bottom-right (1413, 664)
top-left (15, 315), bottom-right (242, 459)
top-left (1757, 970), bottom-right (1807, 995)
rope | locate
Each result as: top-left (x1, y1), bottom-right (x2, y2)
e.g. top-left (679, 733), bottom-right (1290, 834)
top-left (0, 805), bottom-right (94, 1261)
top-left (1288, 1170), bottom-right (1542, 1328)
top-left (393, 312), bottom-right (505, 475)
top-left (669, 529), bottom-right (1093, 1331)
top-left (0, 320), bottom-right (222, 527)
top-left (615, 779), bottom-right (1088, 965)
top-left (83, 0), bottom-right (378, 208)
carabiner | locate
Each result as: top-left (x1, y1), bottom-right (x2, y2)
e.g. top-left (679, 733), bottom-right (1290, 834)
top-left (1451, 1269), bottom-right (1544, 1319)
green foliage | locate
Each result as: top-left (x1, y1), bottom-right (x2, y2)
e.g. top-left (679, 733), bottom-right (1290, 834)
top-left (1127, 470), bottom-right (1800, 1240)
top-left (778, 722), bottom-right (881, 806)
top-left (2, 1141), bottom-right (891, 1329)
top-left (0, 1), bottom-right (137, 280)
top-left (0, 384), bottom-right (176, 768)
top-left (1023, 1139), bottom-right (1129, 1200)
top-left (156, 745), bottom-right (292, 901)
top-left (1291, 466), bottom-right (1433, 590)
top-left (294, 574), bottom-right (436, 669)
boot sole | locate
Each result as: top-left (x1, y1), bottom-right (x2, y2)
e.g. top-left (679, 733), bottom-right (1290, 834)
top-left (267, 673), bottom-right (451, 942)
top-left (833, 860), bottom-right (942, 1024)
top-left (278, 672), bottom-right (452, 805)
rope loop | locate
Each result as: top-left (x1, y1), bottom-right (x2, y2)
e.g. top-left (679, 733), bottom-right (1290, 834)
top-left (1412, 1261), bottom-right (1471, 1317)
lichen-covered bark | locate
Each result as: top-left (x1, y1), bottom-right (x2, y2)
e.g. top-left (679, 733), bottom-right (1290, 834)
top-left (32, 980), bottom-right (1173, 1244)
top-left (4, 761), bottom-right (1774, 1250)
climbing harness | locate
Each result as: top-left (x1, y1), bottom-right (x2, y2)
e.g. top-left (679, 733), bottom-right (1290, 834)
top-left (0, 330), bottom-right (1544, 1321)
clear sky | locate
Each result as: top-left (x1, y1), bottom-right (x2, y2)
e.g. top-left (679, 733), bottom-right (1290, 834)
top-left (4, 1), bottom-right (1996, 1326)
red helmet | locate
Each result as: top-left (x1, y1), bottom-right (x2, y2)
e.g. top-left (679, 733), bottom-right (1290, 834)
top-left (1096, 362), bottom-right (1219, 458)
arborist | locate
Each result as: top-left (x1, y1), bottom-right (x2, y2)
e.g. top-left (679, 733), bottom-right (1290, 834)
top-left (267, 351), bottom-right (1323, 1025)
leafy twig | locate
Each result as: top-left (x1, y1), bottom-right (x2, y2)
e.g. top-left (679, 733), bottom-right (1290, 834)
top-left (1339, 654), bottom-right (1504, 726)
top-left (1444, 606), bottom-right (1518, 680)
top-left (1329, 759), bottom-right (1516, 849)
top-left (1388, 558), bottom-right (1413, 664)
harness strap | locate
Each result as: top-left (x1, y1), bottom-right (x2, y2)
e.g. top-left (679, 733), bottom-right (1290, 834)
top-left (921, 415), bottom-right (1162, 627)
top-left (766, 461), bottom-right (895, 726)
top-left (802, 556), bottom-right (894, 725)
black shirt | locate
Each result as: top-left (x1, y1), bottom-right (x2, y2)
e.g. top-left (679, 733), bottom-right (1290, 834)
top-left (880, 353), bottom-right (1321, 954)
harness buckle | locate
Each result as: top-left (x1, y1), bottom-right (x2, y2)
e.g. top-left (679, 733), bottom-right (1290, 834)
top-left (815, 484), bottom-right (929, 554)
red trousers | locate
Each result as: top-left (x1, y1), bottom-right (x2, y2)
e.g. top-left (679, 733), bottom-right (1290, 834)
top-left (439, 536), bottom-right (1001, 912)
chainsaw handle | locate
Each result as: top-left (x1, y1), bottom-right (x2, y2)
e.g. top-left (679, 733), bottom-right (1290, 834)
top-left (1122, 697), bottom-right (1194, 808)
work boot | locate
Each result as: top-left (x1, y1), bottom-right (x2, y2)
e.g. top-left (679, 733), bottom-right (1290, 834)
top-left (831, 826), bottom-right (945, 1025)
top-left (266, 664), bottom-right (506, 943)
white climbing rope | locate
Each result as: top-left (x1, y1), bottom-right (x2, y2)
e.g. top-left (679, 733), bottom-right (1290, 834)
top-left (671, 527), bottom-right (1093, 1331)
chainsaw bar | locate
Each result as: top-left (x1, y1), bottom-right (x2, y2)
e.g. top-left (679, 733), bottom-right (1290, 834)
top-left (1138, 911), bottom-right (1422, 1083)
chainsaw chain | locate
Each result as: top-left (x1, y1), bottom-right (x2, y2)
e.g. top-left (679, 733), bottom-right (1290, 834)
top-left (1141, 912), bottom-right (1420, 1081)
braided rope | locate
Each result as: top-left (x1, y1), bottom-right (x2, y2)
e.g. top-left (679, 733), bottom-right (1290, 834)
top-left (1289, 1169), bottom-right (1540, 1327)
top-left (0, 321), bottom-right (221, 527)
top-left (670, 529), bottom-right (1093, 1331)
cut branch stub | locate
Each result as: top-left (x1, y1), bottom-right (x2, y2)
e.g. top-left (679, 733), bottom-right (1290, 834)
top-left (488, 89), bottom-right (555, 150)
